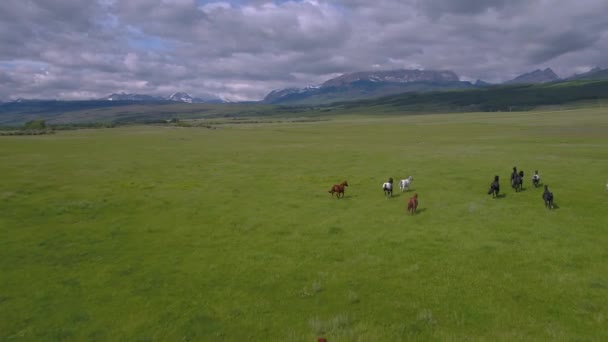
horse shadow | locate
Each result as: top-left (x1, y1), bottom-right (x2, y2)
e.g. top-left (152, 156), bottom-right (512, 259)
top-left (415, 207), bottom-right (427, 214)
top-left (390, 193), bottom-right (402, 198)
top-left (496, 193), bottom-right (507, 198)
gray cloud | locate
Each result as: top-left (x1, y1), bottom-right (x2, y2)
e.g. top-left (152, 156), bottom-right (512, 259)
top-left (1, 0), bottom-right (607, 101)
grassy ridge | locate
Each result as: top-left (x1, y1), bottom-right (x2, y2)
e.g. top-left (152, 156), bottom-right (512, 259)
top-left (1, 108), bottom-right (608, 340)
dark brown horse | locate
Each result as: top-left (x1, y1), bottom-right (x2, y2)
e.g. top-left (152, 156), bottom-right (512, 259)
top-left (407, 193), bottom-right (418, 215)
top-left (329, 181), bottom-right (348, 198)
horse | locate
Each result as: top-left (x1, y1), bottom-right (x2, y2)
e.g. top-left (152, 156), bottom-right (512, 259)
top-left (512, 172), bottom-right (522, 192)
top-left (518, 170), bottom-right (524, 189)
top-left (542, 185), bottom-right (554, 209)
top-left (532, 171), bottom-right (541, 188)
top-left (488, 175), bottom-right (500, 198)
top-left (510, 167), bottom-right (518, 187)
top-left (328, 181), bottom-right (348, 198)
top-left (407, 193), bottom-right (418, 215)
top-left (382, 177), bottom-right (393, 198)
top-left (399, 176), bottom-right (413, 192)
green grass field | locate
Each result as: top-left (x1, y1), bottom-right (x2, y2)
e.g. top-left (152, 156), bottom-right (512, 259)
top-left (1, 108), bottom-right (608, 341)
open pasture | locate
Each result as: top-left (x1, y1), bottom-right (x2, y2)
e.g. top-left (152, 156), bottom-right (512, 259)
top-left (1, 108), bottom-right (608, 340)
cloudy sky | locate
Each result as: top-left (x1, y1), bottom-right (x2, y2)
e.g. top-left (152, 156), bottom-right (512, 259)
top-left (1, 0), bottom-right (607, 101)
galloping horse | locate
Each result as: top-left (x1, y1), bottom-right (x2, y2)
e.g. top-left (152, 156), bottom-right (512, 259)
top-left (407, 193), bottom-right (418, 215)
top-left (399, 176), bottom-right (413, 192)
top-left (532, 170), bottom-right (541, 188)
top-left (542, 185), bottom-right (554, 209)
top-left (518, 170), bottom-right (524, 189)
top-left (328, 181), bottom-right (348, 198)
top-left (382, 177), bottom-right (394, 198)
top-left (488, 175), bottom-right (500, 198)
top-left (512, 171), bottom-right (523, 192)
top-left (510, 167), bottom-right (518, 187)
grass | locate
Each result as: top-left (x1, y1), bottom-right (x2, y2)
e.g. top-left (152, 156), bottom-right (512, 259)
top-left (1, 108), bottom-right (608, 340)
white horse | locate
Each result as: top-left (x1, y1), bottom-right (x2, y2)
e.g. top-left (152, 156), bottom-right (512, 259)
top-left (532, 174), bottom-right (541, 187)
top-left (382, 182), bottom-right (393, 197)
top-left (531, 171), bottom-right (541, 187)
top-left (399, 176), bottom-right (413, 192)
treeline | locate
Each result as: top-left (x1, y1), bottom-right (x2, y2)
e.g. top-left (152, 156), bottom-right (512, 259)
top-left (0, 118), bottom-right (217, 135)
top-left (0, 120), bottom-right (116, 136)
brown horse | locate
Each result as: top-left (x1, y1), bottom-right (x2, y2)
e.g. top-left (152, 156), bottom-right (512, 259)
top-left (329, 181), bottom-right (348, 198)
top-left (407, 193), bottom-right (418, 215)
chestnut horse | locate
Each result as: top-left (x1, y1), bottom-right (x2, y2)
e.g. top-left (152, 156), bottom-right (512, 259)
top-left (407, 193), bottom-right (418, 215)
top-left (329, 181), bottom-right (348, 198)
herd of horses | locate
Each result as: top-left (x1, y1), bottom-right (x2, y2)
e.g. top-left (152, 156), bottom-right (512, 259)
top-left (488, 167), bottom-right (554, 209)
top-left (327, 166), bottom-right (571, 213)
top-left (329, 176), bottom-right (419, 214)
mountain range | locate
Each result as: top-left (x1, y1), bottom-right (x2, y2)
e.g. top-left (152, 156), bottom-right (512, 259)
top-left (2, 67), bottom-right (607, 106)
top-left (262, 67), bottom-right (608, 104)
top-left (103, 92), bottom-right (226, 104)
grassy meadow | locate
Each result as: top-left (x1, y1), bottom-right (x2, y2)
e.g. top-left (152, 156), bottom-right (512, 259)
top-left (1, 108), bottom-right (608, 340)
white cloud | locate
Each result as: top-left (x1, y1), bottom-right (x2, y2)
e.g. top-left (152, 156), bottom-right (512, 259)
top-left (0, 0), bottom-right (607, 101)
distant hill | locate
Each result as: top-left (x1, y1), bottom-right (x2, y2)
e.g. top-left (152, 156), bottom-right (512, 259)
top-left (474, 80), bottom-right (492, 86)
top-left (565, 67), bottom-right (608, 81)
top-left (505, 68), bottom-right (560, 84)
top-left (263, 69), bottom-right (476, 104)
top-left (331, 80), bottom-right (608, 113)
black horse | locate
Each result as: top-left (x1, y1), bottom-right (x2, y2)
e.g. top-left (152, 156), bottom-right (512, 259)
top-left (512, 171), bottom-right (523, 192)
top-left (510, 167), bottom-right (518, 187)
top-left (542, 185), bottom-right (554, 209)
top-left (488, 175), bottom-right (500, 198)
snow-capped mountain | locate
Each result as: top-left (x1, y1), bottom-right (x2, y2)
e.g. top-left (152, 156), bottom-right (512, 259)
top-left (104, 93), bottom-right (166, 101)
top-left (263, 86), bottom-right (320, 103)
top-left (263, 69), bottom-right (471, 104)
top-left (168, 92), bottom-right (194, 103)
top-left (321, 69), bottom-right (460, 87)
top-left (101, 92), bottom-right (225, 103)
